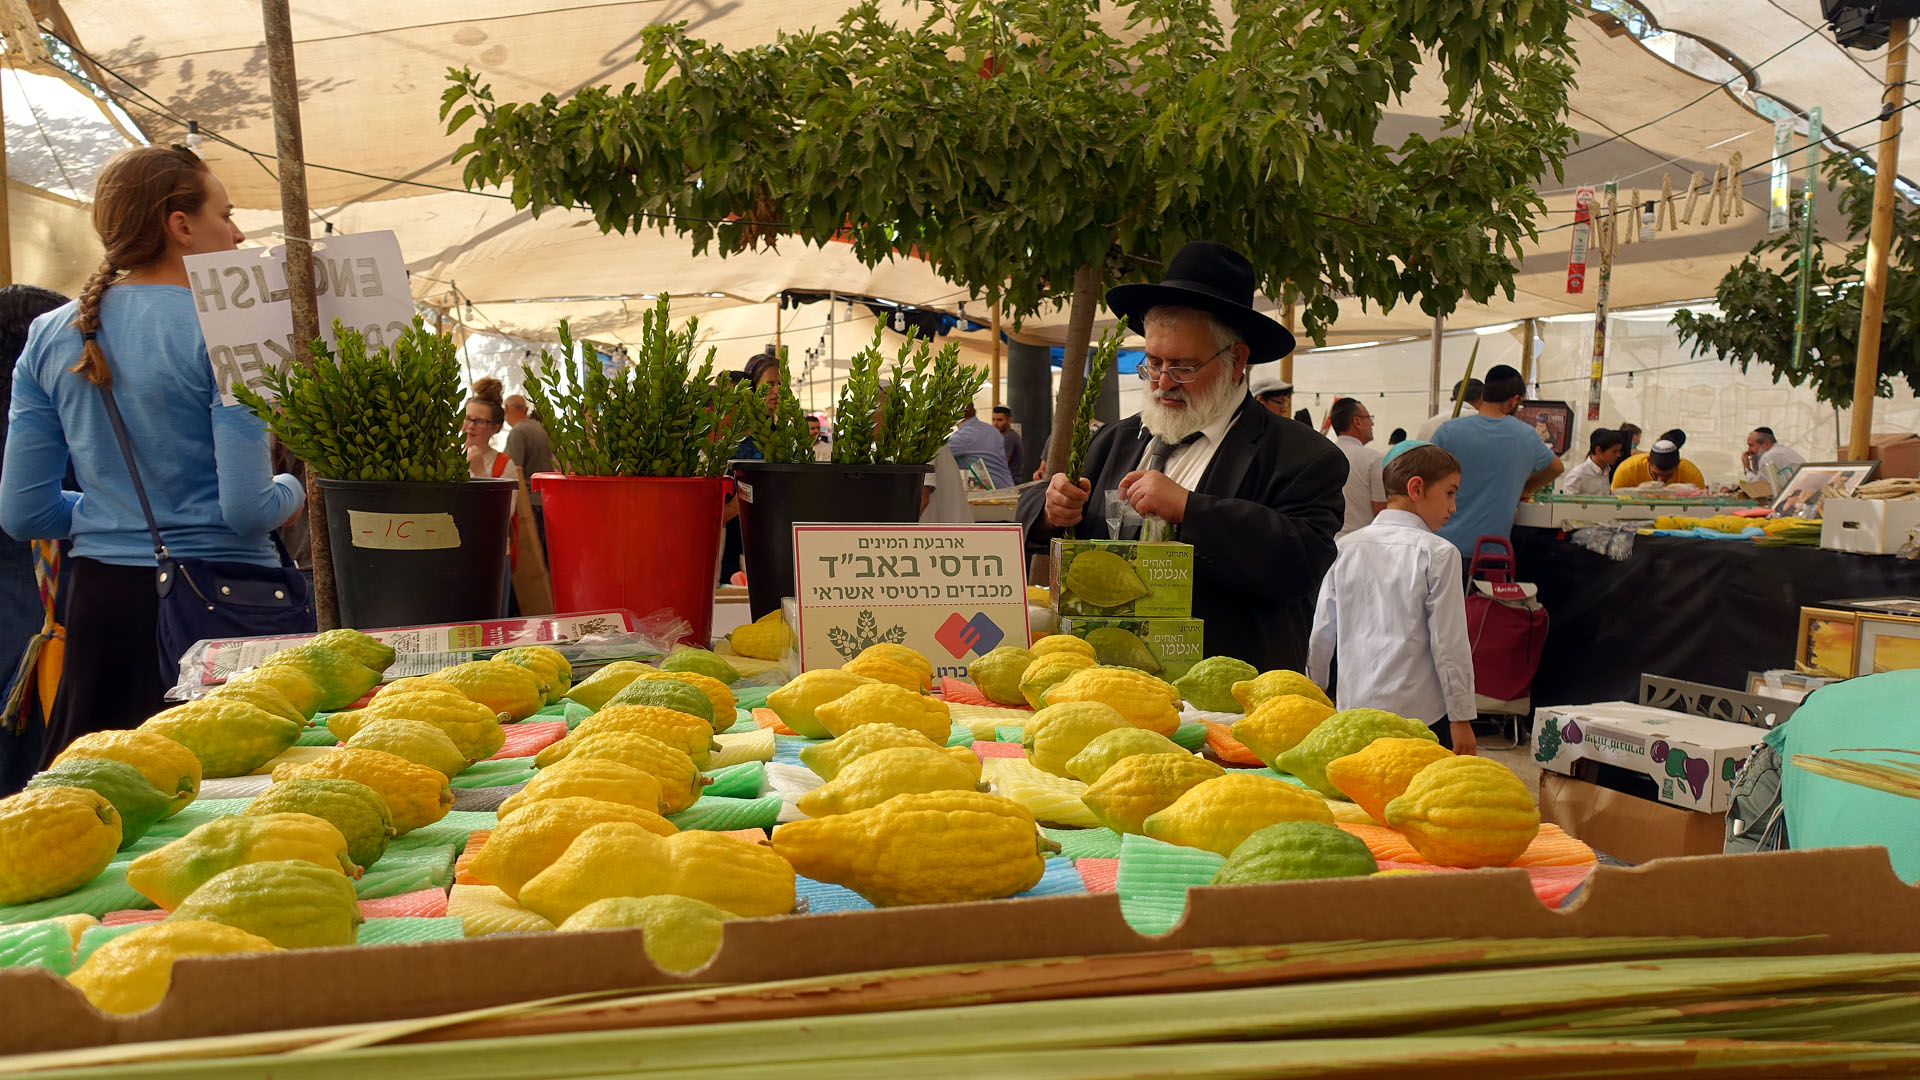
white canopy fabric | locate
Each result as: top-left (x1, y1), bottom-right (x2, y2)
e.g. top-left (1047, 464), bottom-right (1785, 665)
top-left (14, 1), bottom-right (1893, 354)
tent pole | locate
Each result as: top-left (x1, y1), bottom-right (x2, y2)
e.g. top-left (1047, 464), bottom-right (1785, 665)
top-left (1849, 18), bottom-right (1910, 461)
top-left (263, 0), bottom-right (338, 629)
top-left (990, 300), bottom-right (1003, 408)
top-left (1280, 291), bottom-right (1295, 386)
top-left (1521, 317), bottom-right (1537, 384)
top-left (773, 295), bottom-right (782, 351)
top-left (1427, 313), bottom-right (1443, 416)
top-left (0, 73), bottom-right (11, 287)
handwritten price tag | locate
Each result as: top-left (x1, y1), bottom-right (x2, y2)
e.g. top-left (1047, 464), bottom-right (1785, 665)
top-left (346, 510), bottom-right (462, 551)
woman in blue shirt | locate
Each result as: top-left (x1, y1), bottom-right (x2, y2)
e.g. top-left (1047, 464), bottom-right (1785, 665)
top-left (0, 145), bottom-right (303, 765)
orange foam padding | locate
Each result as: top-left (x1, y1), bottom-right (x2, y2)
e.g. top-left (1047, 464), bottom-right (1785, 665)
top-left (752, 707), bottom-right (800, 737)
top-left (939, 678), bottom-right (1028, 709)
top-left (1076, 857), bottom-right (1118, 893)
top-left (100, 908), bottom-right (166, 927)
top-left (359, 888), bottom-right (451, 919)
top-left (453, 828), bottom-right (493, 886)
top-left (1336, 822), bottom-right (1427, 864)
top-left (1507, 823), bottom-right (1599, 867)
top-left (493, 720), bottom-right (569, 761)
top-left (974, 740), bottom-right (1028, 760)
top-left (1376, 860), bottom-right (1592, 908)
top-left (1203, 722), bottom-right (1264, 767)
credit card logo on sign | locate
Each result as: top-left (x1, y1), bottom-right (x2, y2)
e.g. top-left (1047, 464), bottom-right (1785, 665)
top-left (934, 612), bottom-right (1006, 659)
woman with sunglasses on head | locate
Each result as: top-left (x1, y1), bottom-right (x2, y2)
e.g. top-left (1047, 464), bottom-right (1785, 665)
top-left (0, 145), bottom-right (304, 763)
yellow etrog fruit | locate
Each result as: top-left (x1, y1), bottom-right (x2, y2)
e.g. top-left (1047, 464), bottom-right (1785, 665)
top-left (841, 654), bottom-right (925, 692)
top-left (1041, 666), bottom-right (1181, 736)
top-left (1231, 670), bottom-right (1333, 713)
top-left (67, 922), bottom-right (278, 1014)
top-left (257, 645), bottom-right (381, 711)
top-left (437, 660), bottom-right (547, 721)
top-left (1278, 708), bottom-right (1437, 798)
top-left (469, 796), bottom-right (679, 899)
top-left (1142, 773), bottom-right (1334, 855)
top-left (660, 648), bottom-right (742, 686)
top-left (166, 859), bottom-right (362, 948)
top-left (539, 732), bottom-right (708, 813)
top-left (797, 746), bottom-right (982, 817)
top-left (222, 666), bottom-right (326, 720)
top-left (0, 787), bottom-right (121, 905)
top-left (1231, 694), bottom-right (1338, 769)
top-left (729, 609), bottom-right (792, 661)
top-left (308, 628), bottom-right (396, 673)
top-left (1079, 752), bottom-right (1223, 834)
top-left (1324, 738), bottom-right (1456, 824)
top-left (558, 894), bottom-right (736, 973)
top-left (563, 661), bottom-right (652, 712)
top-left (814, 682), bottom-right (951, 743)
top-left (344, 718), bottom-right (473, 780)
top-left (968, 646), bottom-right (1034, 706)
top-left (1022, 701), bottom-right (1129, 777)
top-left (537, 705), bottom-right (715, 770)
top-left (854, 643), bottom-right (934, 688)
top-left (798, 725), bottom-right (977, 781)
top-left (1384, 756), bottom-right (1540, 869)
top-left (493, 646), bottom-right (573, 704)
top-left (272, 748), bottom-right (452, 834)
top-left (1029, 635), bottom-right (1096, 661)
top-left (127, 813), bottom-right (355, 910)
top-left (1018, 652), bottom-right (1097, 710)
top-left (1063, 727), bottom-right (1189, 784)
top-left (497, 758), bottom-right (666, 819)
top-left (767, 669), bottom-right (874, 739)
top-left (53, 730), bottom-right (200, 818)
top-left (139, 700), bottom-right (301, 779)
top-left (625, 669), bottom-right (734, 730)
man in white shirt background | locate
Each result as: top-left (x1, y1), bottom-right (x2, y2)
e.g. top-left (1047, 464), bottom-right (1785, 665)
top-left (1415, 378), bottom-right (1482, 441)
top-left (1328, 397), bottom-right (1386, 537)
top-left (1744, 427), bottom-right (1806, 497)
top-left (1557, 427), bottom-right (1626, 495)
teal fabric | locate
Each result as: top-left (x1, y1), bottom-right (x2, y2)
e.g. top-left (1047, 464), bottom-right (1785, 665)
top-left (1781, 671), bottom-right (1920, 882)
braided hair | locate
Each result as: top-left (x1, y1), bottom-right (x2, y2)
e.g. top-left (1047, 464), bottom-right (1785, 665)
top-left (70, 145), bottom-right (210, 387)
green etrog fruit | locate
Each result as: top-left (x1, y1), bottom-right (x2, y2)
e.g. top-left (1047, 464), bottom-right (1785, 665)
top-left (244, 778), bottom-right (395, 869)
top-left (308, 629), bottom-right (397, 674)
top-left (660, 648), bottom-right (742, 686)
top-left (1277, 708), bottom-right (1437, 798)
top-left (967, 646), bottom-right (1035, 706)
top-left (26, 759), bottom-right (173, 849)
top-left (606, 676), bottom-right (715, 725)
top-left (1173, 656), bottom-right (1258, 713)
top-left (1211, 821), bottom-right (1379, 885)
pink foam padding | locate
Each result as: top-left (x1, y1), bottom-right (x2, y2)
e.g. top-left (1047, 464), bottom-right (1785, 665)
top-left (492, 720), bottom-right (568, 761)
top-left (1076, 858), bottom-right (1119, 893)
top-left (1375, 860), bottom-right (1593, 909)
top-left (359, 888), bottom-right (451, 919)
top-left (939, 678), bottom-right (1028, 709)
top-left (100, 908), bottom-right (167, 926)
top-left (973, 741), bottom-right (1027, 760)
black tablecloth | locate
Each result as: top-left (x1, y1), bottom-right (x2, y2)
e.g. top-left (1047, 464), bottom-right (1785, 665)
top-left (1509, 526), bottom-right (1920, 706)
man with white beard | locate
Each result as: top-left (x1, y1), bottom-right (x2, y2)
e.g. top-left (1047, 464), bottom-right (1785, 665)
top-left (1017, 242), bottom-right (1347, 671)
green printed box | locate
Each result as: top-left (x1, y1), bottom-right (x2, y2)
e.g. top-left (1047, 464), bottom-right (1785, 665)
top-left (1050, 539), bottom-right (1195, 617)
top-left (1055, 616), bottom-right (1205, 680)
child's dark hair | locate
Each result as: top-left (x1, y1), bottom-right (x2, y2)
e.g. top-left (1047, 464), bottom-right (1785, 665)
top-left (1384, 444), bottom-right (1460, 498)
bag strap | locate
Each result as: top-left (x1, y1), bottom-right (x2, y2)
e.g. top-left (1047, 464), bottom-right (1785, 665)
top-left (90, 335), bottom-right (170, 565)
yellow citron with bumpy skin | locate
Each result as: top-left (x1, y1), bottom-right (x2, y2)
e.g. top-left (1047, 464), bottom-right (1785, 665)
top-left (519, 824), bottom-right (796, 924)
top-left (536, 706), bottom-right (715, 770)
top-left (54, 730), bottom-right (200, 818)
top-left (165, 859), bottom-right (362, 948)
top-left (814, 682), bottom-right (952, 743)
top-left (1385, 756), bottom-right (1541, 869)
top-left (967, 646), bottom-right (1034, 706)
top-left (203, 680), bottom-right (305, 727)
top-left (1231, 670), bottom-right (1333, 713)
top-left (436, 660), bottom-right (547, 721)
top-left (1325, 738), bottom-right (1456, 823)
top-left (127, 813), bottom-right (356, 910)
top-left (840, 654), bottom-right (924, 692)
top-left (221, 666), bottom-right (326, 720)
top-left (772, 791), bottom-right (1046, 907)
top-left (377, 675), bottom-right (467, 700)
top-left (1029, 635), bottom-right (1095, 661)
top-left (798, 725), bottom-right (977, 782)
top-left (1018, 652), bottom-right (1096, 711)
top-left (1231, 694), bottom-right (1338, 769)
top-left (139, 700), bottom-right (302, 780)
top-left (470, 796), bottom-right (678, 899)
top-left (1080, 752), bottom-right (1223, 834)
top-left (273, 749), bottom-right (452, 834)
top-left (1022, 701), bottom-right (1129, 778)
top-left (1279, 708), bottom-right (1437, 798)
top-left (257, 645), bottom-right (382, 711)
top-left (67, 922), bottom-right (278, 1014)
top-left (796, 746), bottom-right (982, 817)
top-left (497, 759), bottom-right (666, 819)
top-left (1142, 773), bottom-right (1334, 855)
top-left (331, 691), bottom-right (506, 762)
top-left (493, 646), bottom-right (572, 704)
top-left (537, 731), bottom-right (708, 813)
top-left (767, 669), bottom-right (875, 739)
top-left (558, 894), bottom-right (736, 973)
top-left (0, 787), bottom-right (120, 905)
top-left (628, 670), bottom-right (735, 731)
top-left (854, 643), bottom-right (934, 689)
top-left (729, 609), bottom-right (792, 661)
top-left (564, 661), bottom-right (652, 712)
top-left (1064, 727), bottom-right (1188, 784)
top-left (1041, 667), bottom-right (1181, 737)
top-left (344, 718), bottom-right (473, 780)
top-left (307, 628), bottom-right (396, 673)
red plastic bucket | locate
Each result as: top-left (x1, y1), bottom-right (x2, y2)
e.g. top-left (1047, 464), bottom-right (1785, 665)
top-left (532, 474), bottom-right (726, 645)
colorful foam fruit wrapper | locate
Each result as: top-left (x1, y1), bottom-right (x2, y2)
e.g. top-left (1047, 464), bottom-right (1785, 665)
top-left (1649, 739), bottom-right (1710, 800)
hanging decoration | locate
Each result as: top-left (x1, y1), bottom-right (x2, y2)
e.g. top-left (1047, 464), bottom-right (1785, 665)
top-left (1567, 186), bottom-right (1596, 293)
top-left (1587, 181), bottom-right (1618, 422)
top-left (1769, 116), bottom-right (1795, 233)
top-left (1789, 107), bottom-right (1824, 371)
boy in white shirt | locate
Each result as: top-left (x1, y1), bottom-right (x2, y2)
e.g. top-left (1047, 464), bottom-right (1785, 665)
top-left (1557, 427), bottom-right (1626, 496)
top-left (1307, 441), bottom-right (1477, 753)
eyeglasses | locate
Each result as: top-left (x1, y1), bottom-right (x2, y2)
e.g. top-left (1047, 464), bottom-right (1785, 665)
top-left (462, 416), bottom-right (500, 427)
top-left (1136, 345), bottom-right (1231, 384)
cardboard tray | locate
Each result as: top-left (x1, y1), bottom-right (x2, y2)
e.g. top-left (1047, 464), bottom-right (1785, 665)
top-left (4, 847), bottom-right (1919, 1057)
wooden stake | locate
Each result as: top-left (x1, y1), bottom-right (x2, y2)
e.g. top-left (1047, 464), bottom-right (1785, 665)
top-left (1281, 289), bottom-right (1296, 386)
top-left (1427, 313), bottom-right (1443, 417)
top-left (990, 300), bottom-right (1003, 409)
top-left (1850, 19), bottom-right (1911, 461)
top-left (1521, 317), bottom-right (1537, 383)
top-left (263, 0), bottom-right (338, 629)
top-left (1044, 263), bottom-right (1103, 476)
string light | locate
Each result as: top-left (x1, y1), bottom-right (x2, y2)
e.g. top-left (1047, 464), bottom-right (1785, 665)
top-left (184, 120), bottom-right (203, 151)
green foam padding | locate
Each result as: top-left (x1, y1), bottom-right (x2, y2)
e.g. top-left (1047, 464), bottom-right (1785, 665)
top-left (452, 758), bottom-right (538, 789)
top-left (1241, 766), bottom-right (1313, 789)
top-left (1115, 833), bottom-right (1224, 936)
top-left (74, 922), bottom-right (152, 968)
top-left (945, 724), bottom-right (975, 748)
top-left (722, 716), bottom-right (758, 736)
top-left (731, 685), bottom-right (777, 710)
top-left (667, 795), bottom-right (781, 832)
top-left (0, 866), bottom-right (154, 925)
top-left (356, 917), bottom-right (465, 945)
top-left (355, 847), bottom-right (457, 899)
top-left (704, 762), bottom-right (766, 800)
top-left (388, 811), bottom-right (494, 855)
top-left (547, 702), bottom-right (594, 728)
top-left (1168, 722), bottom-right (1208, 752)
top-left (0, 920), bottom-right (78, 972)
top-left (143, 799), bottom-right (252, 840)
top-left (1041, 825), bottom-right (1124, 860)
top-left (297, 726), bottom-right (341, 747)
top-left (994, 725), bottom-right (1024, 744)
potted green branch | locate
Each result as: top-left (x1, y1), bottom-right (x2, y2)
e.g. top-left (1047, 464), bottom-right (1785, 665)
top-left (237, 320), bottom-right (515, 629)
top-left (733, 327), bottom-right (985, 618)
top-left (523, 298), bottom-right (758, 644)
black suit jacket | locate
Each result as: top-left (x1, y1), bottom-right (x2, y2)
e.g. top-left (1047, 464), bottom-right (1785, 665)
top-left (1018, 399), bottom-right (1349, 672)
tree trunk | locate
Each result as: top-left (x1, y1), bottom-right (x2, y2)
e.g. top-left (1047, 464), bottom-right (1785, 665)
top-left (1044, 263), bottom-right (1104, 477)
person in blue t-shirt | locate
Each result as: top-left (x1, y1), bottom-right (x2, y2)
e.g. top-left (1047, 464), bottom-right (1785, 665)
top-left (0, 145), bottom-right (303, 764)
top-left (1430, 364), bottom-right (1562, 557)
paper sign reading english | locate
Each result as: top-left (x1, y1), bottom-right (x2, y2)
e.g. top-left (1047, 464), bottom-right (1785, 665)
top-left (184, 230), bottom-right (415, 405)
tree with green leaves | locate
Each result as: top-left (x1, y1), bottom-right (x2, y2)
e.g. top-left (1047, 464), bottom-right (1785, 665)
top-left (444, 0), bottom-right (1577, 473)
top-left (1673, 161), bottom-right (1920, 407)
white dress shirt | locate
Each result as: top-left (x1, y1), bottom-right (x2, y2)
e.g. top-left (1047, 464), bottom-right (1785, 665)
top-left (1556, 456), bottom-right (1612, 496)
top-left (1744, 443), bottom-right (1806, 496)
top-left (1415, 411), bottom-right (1453, 442)
top-left (1306, 509), bottom-right (1477, 725)
top-left (1334, 434), bottom-right (1386, 537)
top-left (1142, 399), bottom-right (1241, 490)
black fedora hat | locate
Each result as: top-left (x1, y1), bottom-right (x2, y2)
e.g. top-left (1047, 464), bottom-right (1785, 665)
top-left (1106, 241), bottom-right (1295, 364)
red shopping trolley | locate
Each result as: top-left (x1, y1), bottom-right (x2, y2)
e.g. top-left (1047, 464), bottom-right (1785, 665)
top-left (1465, 537), bottom-right (1549, 749)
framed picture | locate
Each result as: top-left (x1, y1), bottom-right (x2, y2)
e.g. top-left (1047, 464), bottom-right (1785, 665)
top-left (1859, 614), bottom-right (1920, 676)
top-left (1796, 607), bottom-right (1859, 679)
top-left (1516, 400), bottom-right (1575, 456)
top-left (1832, 596), bottom-right (1920, 618)
top-left (1770, 461), bottom-right (1880, 520)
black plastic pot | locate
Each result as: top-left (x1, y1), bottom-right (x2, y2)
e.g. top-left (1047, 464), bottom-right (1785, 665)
top-left (732, 460), bottom-right (929, 619)
top-left (317, 477), bottom-right (517, 629)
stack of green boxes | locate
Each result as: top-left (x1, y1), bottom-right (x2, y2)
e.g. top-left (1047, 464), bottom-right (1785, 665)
top-left (1048, 539), bottom-right (1204, 679)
